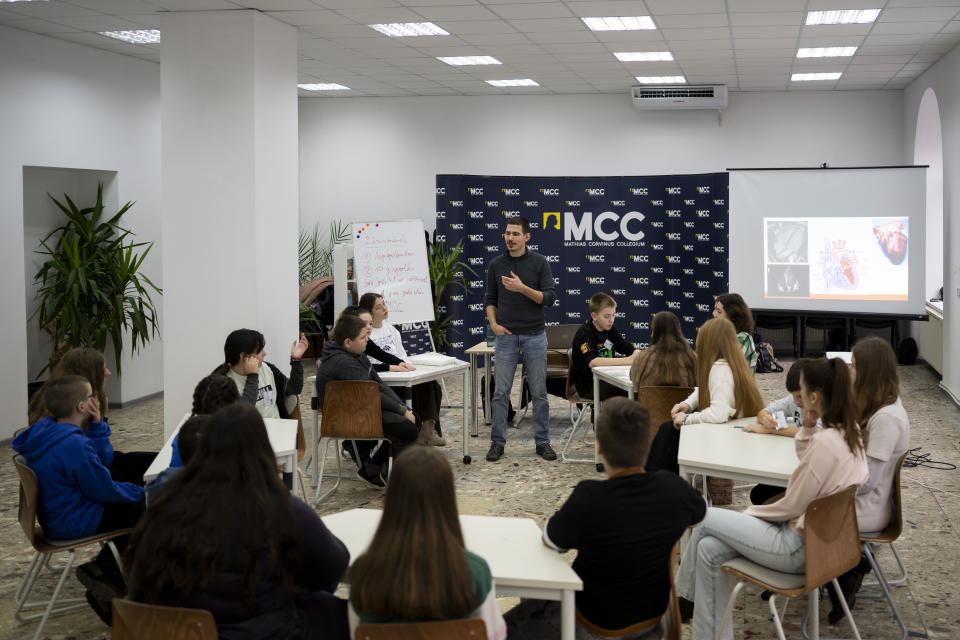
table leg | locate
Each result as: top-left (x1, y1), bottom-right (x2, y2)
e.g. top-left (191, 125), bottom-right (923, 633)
top-left (561, 589), bottom-right (575, 640)
top-left (470, 353), bottom-right (480, 438)
top-left (462, 369), bottom-right (471, 464)
top-left (484, 356), bottom-right (492, 425)
top-left (592, 375), bottom-right (600, 412)
top-left (312, 409), bottom-right (320, 489)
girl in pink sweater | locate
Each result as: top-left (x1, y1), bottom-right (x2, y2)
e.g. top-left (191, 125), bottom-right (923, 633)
top-left (675, 358), bottom-right (868, 640)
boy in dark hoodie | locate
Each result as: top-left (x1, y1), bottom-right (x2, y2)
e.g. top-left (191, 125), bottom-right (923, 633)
top-left (13, 374), bottom-right (145, 624)
top-left (315, 314), bottom-right (420, 488)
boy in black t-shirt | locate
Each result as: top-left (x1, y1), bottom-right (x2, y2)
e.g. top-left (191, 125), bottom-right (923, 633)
top-left (570, 292), bottom-right (637, 399)
top-left (506, 397), bottom-right (706, 639)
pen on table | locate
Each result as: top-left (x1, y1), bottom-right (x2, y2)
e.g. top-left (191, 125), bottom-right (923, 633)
top-left (733, 425), bottom-right (744, 429)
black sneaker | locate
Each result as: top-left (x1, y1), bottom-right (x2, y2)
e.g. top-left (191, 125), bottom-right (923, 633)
top-left (536, 443), bottom-right (558, 461)
top-left (678, 596), bottom-right (694, 624)
top-left (76, 558), bottom-right (124, 603)
top-left (486, 442), bottom-right (504, 462)
top-left (355, 464), bottom-right (386, 489)
top-left (85, 589), bottom-right (113, 626)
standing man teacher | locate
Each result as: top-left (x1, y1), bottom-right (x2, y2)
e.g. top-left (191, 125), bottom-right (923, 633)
top-left (485, 216), bottom-right (557, 462)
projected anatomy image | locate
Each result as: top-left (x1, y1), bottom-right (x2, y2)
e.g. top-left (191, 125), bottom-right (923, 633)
top-left (764, 217), bottom-right (907, 301)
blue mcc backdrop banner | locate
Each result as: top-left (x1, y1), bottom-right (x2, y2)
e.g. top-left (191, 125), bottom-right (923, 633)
top-left (434, 173), bottom-right (730, 360)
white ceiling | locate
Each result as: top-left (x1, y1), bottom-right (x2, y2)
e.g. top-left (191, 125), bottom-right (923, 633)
top-left (2, 0), bottom-right (959, 97)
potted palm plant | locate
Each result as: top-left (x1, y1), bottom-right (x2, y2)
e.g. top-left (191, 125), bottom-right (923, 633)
top-left (298, 220), bottom-right (349, 357)
top-left (427, 237), bottom-right (478, 351)
top-left (33, 183), bottom-right (161, 375)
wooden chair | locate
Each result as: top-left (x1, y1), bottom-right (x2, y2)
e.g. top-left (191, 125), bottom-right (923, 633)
top-left (857, 453), bottom-right (910, 640)
top-left (312, 380), bottom-right (386, 505)
top-left (662, 542), bottom-right (682, 640)
top-left (355, 618), bottom-right (486, 640)
top-left (633, 386), bottom-right (694, 442)
top-left (111, 598), bottom-right (217, 640)
top-left (13, 455), bottom-right (132, 640)
top-left (516, 324), bottom-right (580, 426)
top-left (717, 485), bottom-right (863, 640)
top-left (559, 349), bottom-right (600, 471)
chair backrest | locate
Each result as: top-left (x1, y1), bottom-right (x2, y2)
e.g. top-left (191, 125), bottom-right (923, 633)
top-left (803, 485), bottom-right (861, 591)
top-left (634, 387), bottom-right (694, 432)
top-left (355, 618), bottom-right (486, 640)
top-left (111, 598), bottom-right (217, 640)
top-left (563, 349), bottom-right (588, 403)
top-left (13, 455), bottom-right (41, 549)
top-left (546, 323), bottom-right (580, 350)
top-left (661, 541), bottom-right (681, 640)
top-left (870, 452), bottom-right (908, 542)
top-left (321, 380), bottom-right (384, 439)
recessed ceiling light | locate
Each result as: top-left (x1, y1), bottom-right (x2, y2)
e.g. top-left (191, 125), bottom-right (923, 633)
top-left (486, 79), bottom-right (539, 87)
top-left (805, 9), bottom-right (880, 25)
top-left (582, 16), bottom-right (656, 32)
top-left (0, 0), bottom-right (49, 3)
top-left (437, 56), bottom-right (501, 66)
top-left (615, 51), bottom-right (674, 62)
top-left (298, 83), bottom-right (350, 91)
top-left (791, 72), bottom-right (843, 81)
top-left (98, 29), bottom-right (160, 44)
top-left (635, 76), bottom-right (686, 84)
top-left (797, 46), bottom-right (857, 58)
top-left (368, 22), bottom-right (449, 37)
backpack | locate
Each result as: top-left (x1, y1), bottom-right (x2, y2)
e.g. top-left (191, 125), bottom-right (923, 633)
top-left (754, 341), bottom-right (784, 374)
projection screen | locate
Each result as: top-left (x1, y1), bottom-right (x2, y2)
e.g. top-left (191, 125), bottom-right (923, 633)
top-left (729, 167), bottom-right (927, 317)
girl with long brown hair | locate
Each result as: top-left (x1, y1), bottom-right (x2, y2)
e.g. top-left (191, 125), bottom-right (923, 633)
top-left (675, 357), bottom-right (868, 640)
top-left (645, 318), bottom-right (765, 475)
top-left (713, 293), bottom-right (758, 370)
top-left (629, 311), bottom-right (697, 389)
top-left (349, 446), bottom-right (506, 639)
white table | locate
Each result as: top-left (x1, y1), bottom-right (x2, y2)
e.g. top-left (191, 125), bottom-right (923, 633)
top-left (677, 417), bottom-right (799, 491)
top-left (591, 365), bottom-right (634, 409)
top-left (143, 413), bottom-right (298, 482)
top-left (310, 360), bottom-right (473, 475)
top-left (826, 351), bottom-right (853, 364)
top-left (464, 341), bottom-right (494, 436)
top-left (322, 508), bottom-right (583, 640)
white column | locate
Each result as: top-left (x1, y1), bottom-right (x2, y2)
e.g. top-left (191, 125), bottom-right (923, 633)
top-left (160, 10), bottom-right (299, 437)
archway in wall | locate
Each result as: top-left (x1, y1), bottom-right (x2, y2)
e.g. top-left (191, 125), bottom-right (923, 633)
top-left (914, 88), bottom-right (943, 300)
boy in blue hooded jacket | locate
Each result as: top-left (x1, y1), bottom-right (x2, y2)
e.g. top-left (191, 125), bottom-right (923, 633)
top-left (13, 374), bottom-right (145, 624)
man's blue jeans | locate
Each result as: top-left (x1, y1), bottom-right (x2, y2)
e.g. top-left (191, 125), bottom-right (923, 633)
top-left (492, 331), bottom-right (550, 446)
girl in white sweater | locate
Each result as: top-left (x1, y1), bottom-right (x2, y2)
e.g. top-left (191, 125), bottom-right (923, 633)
top-left (676, 357), bottom-right (869, 640)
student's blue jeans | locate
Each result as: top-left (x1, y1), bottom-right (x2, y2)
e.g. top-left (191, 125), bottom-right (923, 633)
top-left (676, 507), bottom-right (805, 640)
top-left (492, 331), bottom-right (550, 446)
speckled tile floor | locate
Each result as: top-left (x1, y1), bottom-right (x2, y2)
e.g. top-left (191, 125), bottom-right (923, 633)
top-left (2, 360), bottom-right (957, 639)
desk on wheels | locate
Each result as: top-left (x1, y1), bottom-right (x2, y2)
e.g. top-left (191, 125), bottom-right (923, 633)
top-left (322, 508), bottom-right (583, 640)
top-left (143, 413), bottom-right (298, 483)
top-left (677, 417), bottom-right (798, 492)
top-left (465, 341), bottom-right (494, 438)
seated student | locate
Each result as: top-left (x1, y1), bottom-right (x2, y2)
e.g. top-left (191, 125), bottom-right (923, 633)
top-left (712, 293), bottom-right (758, 371)
top-left (13, 375), bottom-right (145, 624)
top-left (126, 405), bottom-right (350, 640)
top-left (676, 358), bottom-right (868, 640)
top-left (828, 336), bottom-right (911, 624)
top-left (505, 397), bottom-right (706, 640)
top-left (630, 311), bottom-right (697, 390)
top-left (213, 329), bottom-right (308, 420)
top-left (570, 292), bottom-right (637, 400)
top-left (349, 446), bottom-right (506, 640)
top-left (169, 374), bottom-right (240, 468)
top-left (339, 305), bottom-right (415, 374)
top-left (28, 347), bottom-right (155, 486)
top-left (315, 314), bottom-right (420, 488)
top-left (743, 359), bottom-right (811, 505)
top-left (360, 292), bottom-right (446, 446)
top-left (145, 415), bottom-right (209, 503)
top-left (646, 318), bottom-right (765, 475)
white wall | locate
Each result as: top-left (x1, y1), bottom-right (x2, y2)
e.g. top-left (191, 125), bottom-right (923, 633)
top-left (299, 90), bottom-right (905, 234)
top-left (0, 26), bottom-right (162, 440)
top-left (905, 43), bottom-right (960, 404)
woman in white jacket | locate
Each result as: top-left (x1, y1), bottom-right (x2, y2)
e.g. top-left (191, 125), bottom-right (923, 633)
top-left (645, 318), bottom-right (765, 474)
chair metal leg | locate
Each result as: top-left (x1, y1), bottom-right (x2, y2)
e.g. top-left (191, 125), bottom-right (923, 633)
top-left (313, 438), bottom-right (343, 506)
top-left (16, 548), bottom-right (87, 640)
top-left (860, 544), bottom-right (908, 640)
top-left (560, 406), bottom-right (594, 464)
top-left (801, 581), bottom-right (862, 640)
top-left (862, 542), bottom-right (907, 589)
top-left (716, 579), bottom-right (746, 640)
top-left (769, 593), bottom-right (789, 640)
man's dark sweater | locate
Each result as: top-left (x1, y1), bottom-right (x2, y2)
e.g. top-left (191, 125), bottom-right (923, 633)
top-left (484, 249), bottom-right (557, 334)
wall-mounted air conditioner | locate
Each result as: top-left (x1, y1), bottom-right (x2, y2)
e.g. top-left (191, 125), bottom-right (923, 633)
top-left (631, 85), bottom-right (728, 110)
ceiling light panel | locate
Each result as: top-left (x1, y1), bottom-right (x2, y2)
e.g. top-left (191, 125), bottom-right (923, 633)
top-left (805, 10), bottom-right (881, 26)
top-left (582, 16), bottom-right (656, 31)
top-left (368, 23), bottom-right (449, 37)
top-left (298, 83), bottom-right (350, 91)
top-left (635, 76), bottom-right (686, 84)
top-left (791, 72), bottom-right (843, 81)
top-left (486, 79), bottom-right (539, 87)
top-left (615, 51), bottom-right (674, 61)
top-left (98, 29), bottom-right (161, 44)
top-left (797, 46), bottom-right (858, 57)
top-left (437, 55), bottom-right (502, 66)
